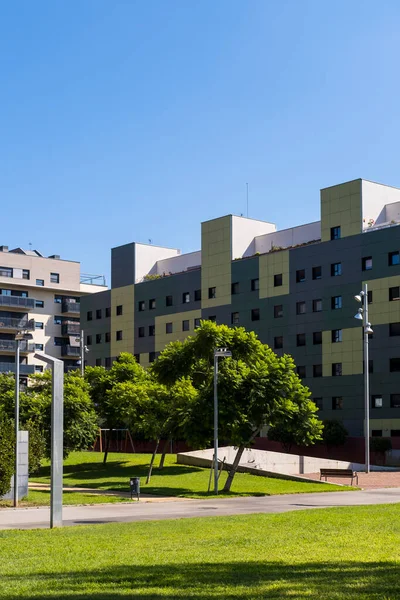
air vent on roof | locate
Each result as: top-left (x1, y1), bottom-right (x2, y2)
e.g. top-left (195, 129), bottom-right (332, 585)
top-left (49, 255), bottom-right (60, 259)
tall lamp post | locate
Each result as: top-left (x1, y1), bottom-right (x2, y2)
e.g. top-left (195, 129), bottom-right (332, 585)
top-left (213, 348), bottom-right (232, 494)
top-left (13, 330), bottom-right (34, 508)
top-left (354, 283), bottom-right (373, 473)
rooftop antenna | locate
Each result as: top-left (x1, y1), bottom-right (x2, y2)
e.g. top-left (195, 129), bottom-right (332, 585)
top-left (246, 183), bottom-right (249, 218)
top-left (29, 242), bottom-right (32, 251)
top-left (148, 239), bottom-right (152, 245)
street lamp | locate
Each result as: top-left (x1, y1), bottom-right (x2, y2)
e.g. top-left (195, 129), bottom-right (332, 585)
top-left (354, 284), bottom-right (373, 473)
top-left (213, 347), bottom-right (232, 494)
top-left (13, 330), bottom-right (33, 508)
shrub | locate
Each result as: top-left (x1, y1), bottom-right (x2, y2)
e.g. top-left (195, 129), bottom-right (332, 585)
top-left (25, 419), bottom-right (46, 475)
top-left (323, 419), bottom-right (348, 448)
top-left (370, 437), bottom-right (392, 454)
top-left (0, 411), bottom-right (14, 497)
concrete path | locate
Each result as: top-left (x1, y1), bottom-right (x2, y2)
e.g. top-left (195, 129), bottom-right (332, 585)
top-left (1, 487), bottom-right (400, 530)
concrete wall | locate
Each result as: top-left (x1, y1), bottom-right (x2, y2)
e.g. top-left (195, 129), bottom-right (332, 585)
top-left (255, 222), bottom-right (321, 254)
top-left (156, 251), bottom-right (201, 276)
top-left (362, 180), bottom-right (400, 229)
top-left (2, 431), bottom-right (28, 500)
top-left (135, 243), bottom-right (180, 283)
top-left (231, 216), bottom-right (276, 259)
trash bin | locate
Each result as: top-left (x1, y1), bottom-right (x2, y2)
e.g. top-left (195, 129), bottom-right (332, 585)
top-left (130, 477), bottom-right (140, 501)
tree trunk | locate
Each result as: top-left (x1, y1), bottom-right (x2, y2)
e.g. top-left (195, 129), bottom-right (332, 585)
top-left (103, 428), bottom-right (113, 465)
top-left (222, 445), bottom-right (245, 492)
top-left (158, 438), bottom-right (170, 470)
top-left (146, 439), bottom-right (160, 484)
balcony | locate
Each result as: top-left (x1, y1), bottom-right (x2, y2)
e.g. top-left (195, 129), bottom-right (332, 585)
top-left (0, 318), bottom-right (35, 332)
top-left (0, 296), bottom-right (35, 311)
top-left (61, 300), bottom-right (80, 315)
top-left (61, 345), bottom-right (80, 358)
top-left (0, 340), bottom-right (35, 354)
top-left (0, 363), bottom-right (35, 375)
top-left (61, 322), bottom-right (80, 336)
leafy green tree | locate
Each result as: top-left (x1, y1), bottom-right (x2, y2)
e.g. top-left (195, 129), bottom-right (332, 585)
top-left (152, 321), bottom-right (323, 492)
top-left (322, 419), bottom-right (348, 451)
top-left (0, 409), bottom-right (14, 497)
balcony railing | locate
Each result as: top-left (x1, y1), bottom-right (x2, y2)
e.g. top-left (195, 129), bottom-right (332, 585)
top-left (61, 345), bottom-right (80, 357)
top-left (61, 300), bottom-right (80, 314)
top-left (0, 318), bottom-right (35, 331)
top-left (0, 363), bottom-right (35, 375)
top-left (61, 322), bottom-right (80, 336)
top-left (0, 296), bottom-right (35, 310)
top-left (0, 340), bottom-right (35, 353)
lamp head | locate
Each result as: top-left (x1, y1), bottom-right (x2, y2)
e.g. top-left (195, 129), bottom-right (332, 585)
top-left (354, 294), bottom-right (363, 303)
top-left (365, 323), bottom-right (374, 334)
top-left (354, 308), bottom-right (363, 320)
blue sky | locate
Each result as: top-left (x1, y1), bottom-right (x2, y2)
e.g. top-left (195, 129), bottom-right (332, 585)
top-left (1, 1), bottom-right (400, 283)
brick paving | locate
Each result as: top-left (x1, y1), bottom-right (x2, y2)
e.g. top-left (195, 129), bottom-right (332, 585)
top-left (301, 470), bottom-right (400, 489)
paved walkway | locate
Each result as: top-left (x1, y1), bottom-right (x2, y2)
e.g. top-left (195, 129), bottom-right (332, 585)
top-left (300, 471), bottom-right (400, 489)
top-left (2, 487), bottom-right (400, 530)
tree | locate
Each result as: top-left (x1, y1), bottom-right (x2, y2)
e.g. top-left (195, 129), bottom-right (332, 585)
top-left (0, 409), bottom-right (14, 497)
top-left (152, 321), bottom-right (323, 492)
top-left (323, 420), bottom-right (348, 451)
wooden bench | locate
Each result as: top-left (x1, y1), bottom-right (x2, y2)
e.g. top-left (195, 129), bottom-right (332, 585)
top-left (320, 468), bottom-right (359, 486)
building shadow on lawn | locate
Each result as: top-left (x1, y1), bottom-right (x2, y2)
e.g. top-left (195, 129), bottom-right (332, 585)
top-left (1, 560), bottom-right (399, 599)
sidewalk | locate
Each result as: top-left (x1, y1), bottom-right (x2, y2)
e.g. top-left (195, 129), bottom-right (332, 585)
top-left (299, 471), bottom-right (400, 489)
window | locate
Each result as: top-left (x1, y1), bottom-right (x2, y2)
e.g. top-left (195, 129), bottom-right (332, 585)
top-left (331, 262), bottom-right (342, 277)
top-left (231, 312), bottom-right (239, 326)
top-left (313, 299), bottom-right (322, 312)
top-left (388, 251), bottom-right (400, 266)
top-left (194, 289), bottom-right (201, 302)
top-left (149, 325), bottom-right (155, 336)
top-left (116, 305), bottom-right (123, 316)
top-left (330, 226), bottom-right (341, 240)
top-left (332, 329), bottom-right (342, 343)
top-left (0, 267), bottom-right (12, 278)
top-left (149, 351), bottom-right (157, 363)
top-left (390, 358), bottom-right (400, 372)
top-left (296, 301), bottom-right (306, 315)
top-left (35, 343), bottom-right (44, 351)
top-left (313, 364), bottom-right (322, 378)
top-left (391, 430), bottom-right (400, 437)
top-left (312, 266), bottom-right (322, 280)
top-left (371, 430), bottom-right (382, 437)
top-left (182, 320), bottom-right (189, 331)
top-left (231, 282), bottom-right (239, 295)
top-left (96, 309), bottom-right (102, 319)
top-left (390, 287), bottom-right (400, 301)
top-left (390, 323), bottom-right (400, 337)
top-left (36, 279), bottom-right (44, 286)
top-left (35, 300), bottom-right (44, 308)
top-left (116, 330), bottom-right (123, 341)
top-left (251, 308), bottom-right (260, 321)
top-left (182, 292), bottom-right (190, 304)
top-left (274, 274), bottom-right (282, 287)
top-left (296, 269), bottom-right (306, 283)
top-left (149, 299), bottom-right (156, 310)
top-left (297, 333), bottom-right (306, 347)
top-left (105, 357), bottom-right (112, 368)
top-left (105, 307), bottom-right (111, 318)
top-left (372, 395), bottom-right (383, 408)
top-left (274, 336), bottom-right (283, 349)
top-left (208, 287), bottom-right (216, 299)
top-left (87, 335), bottom-right (92, 346)
top-left (368, 290), bottom-right (373, 304)
top-left (332, 363), bottom-right (342, 376)
top-left (50, 273), bottom-right (59, 284)
top-left (362, 256), bottom-right (372, 271)
top-left (274, 305), bottom-right (283, 318)
top-left (35, 322), bottom-right (44, 330)
top-left (313, 331), bottom-right (322, 345)
top-left (194, 318), bottom-right (201, 328)
top-left (105, 332), bottom-right (111, 343)
top-left (166, 295), bottom-right (173, 307)
top-left (166, 322), bottom-right (173, 334)
top-left (34, 365), bottom-right (43, 373)
top-left (313, 397), bottom-right (323, 410)
top-left (390, 394), bottom-right (400, 408)
top-left (138, 327), bottom-right (145, 338)
top-left (331, 296), bottom-right (342, 310)
top-left (95, 358), bottom-right (102, 367)
top-left (54, 316), bottom-right (62, 325)
top-left (251, 279), bottom-right (259, 291)
top-left (22, 269), bottom-right (30, 280)
top-left (297, 366), bottom-right (306, 378)
top-left (134, 354), bottom-right (140, 364)
top-left (96, 334), bottom-right (102, 344)
top-left (87, 311), bottom-right (92, 321)
top-left (208, 315), bottom-right (216, 322)
top-left (54, 295), bottom-right (62, 304)
top-left (332, 396), bottom-right (343, 410)
top-left (138, 300), bottom-right (145, 312)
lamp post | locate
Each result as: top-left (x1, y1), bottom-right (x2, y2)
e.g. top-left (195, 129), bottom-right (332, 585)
top-left (13, 330), bottom-right (33, 508)
top-left (213, 348), bottom-right (232, 494)
top-left (354, 283), bottom-right (373, 473)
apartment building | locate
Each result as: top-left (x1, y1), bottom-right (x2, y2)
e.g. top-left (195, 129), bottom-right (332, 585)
top-left (81, 178), bottom-right (400, 437)
top-left (0, 246), bottom-right (106, 376)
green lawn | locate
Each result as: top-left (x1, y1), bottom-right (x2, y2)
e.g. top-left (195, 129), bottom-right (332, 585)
top-left (0, 489), bottom-right (130, 508)
top-left (31, 451), bottom-right (351, 498)
top-left (0, 505), bottom-right (399, 599)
